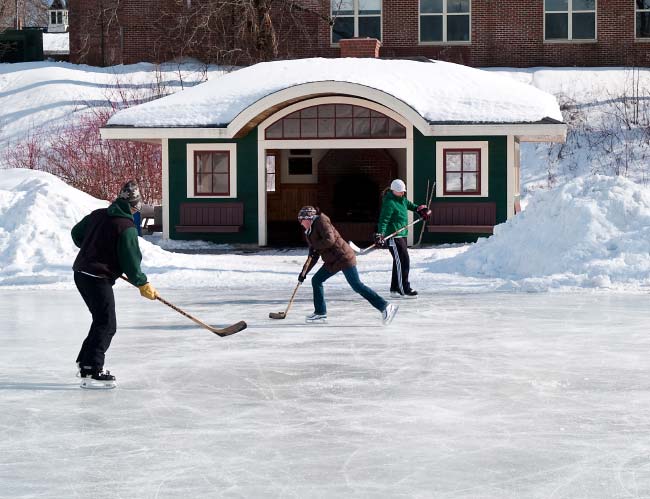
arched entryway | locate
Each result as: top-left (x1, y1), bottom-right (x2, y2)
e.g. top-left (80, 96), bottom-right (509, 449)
top-left (257, 96), bottom-right (413, 246)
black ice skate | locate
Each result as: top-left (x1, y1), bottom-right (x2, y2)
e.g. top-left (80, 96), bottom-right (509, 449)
top-left (79, 367), bottom-right (116, 390)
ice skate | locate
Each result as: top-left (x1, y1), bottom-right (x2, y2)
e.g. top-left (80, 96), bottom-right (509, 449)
top-left (403, 289), bottom-right (418, 299)
top-left (382, 303), bottom-right (398, 325)
top-left (305, 313), bottom-right (327, 324)
top-left (79, 368), bottom-right (116, 390)
top-left (390, 290), bottom-right (404, 299)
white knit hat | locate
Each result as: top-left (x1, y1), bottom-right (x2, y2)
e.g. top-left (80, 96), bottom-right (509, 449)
top-left (390, 179), bottom-right (406, 193)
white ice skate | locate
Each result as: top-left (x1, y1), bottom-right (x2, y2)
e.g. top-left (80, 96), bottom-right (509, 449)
top-left (382, 303), bottom-right (398, 325)
top-left (305, 313), bottom-right (327, 324)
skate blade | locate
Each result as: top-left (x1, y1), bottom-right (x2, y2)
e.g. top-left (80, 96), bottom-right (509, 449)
top-left (305, 318), bottom-right (327, 324)
top-left (80, 378), bottom-right (116, 390)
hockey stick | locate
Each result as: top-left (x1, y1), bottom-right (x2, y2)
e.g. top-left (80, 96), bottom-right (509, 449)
top-left (269, 256), bottom-right (313, 320)
top-left (349, 217), bottom-right (424, 254)
top-left (119, 276), bottom-right (247, 337)
top-left (415, 181), bottom-right (436, 248)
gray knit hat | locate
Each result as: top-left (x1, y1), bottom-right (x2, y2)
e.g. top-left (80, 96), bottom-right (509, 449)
top-left (297, 206), bottom-right (318, 220)
top-left (118, 180), bottom-right (143, 212)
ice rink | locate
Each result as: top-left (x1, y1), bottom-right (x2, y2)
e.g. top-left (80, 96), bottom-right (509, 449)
top-left (2, 286), bottom-right (650, 498)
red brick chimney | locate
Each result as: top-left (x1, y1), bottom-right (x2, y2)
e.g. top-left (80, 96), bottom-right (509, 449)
top-left (339, 38), bottom-right (381, 58)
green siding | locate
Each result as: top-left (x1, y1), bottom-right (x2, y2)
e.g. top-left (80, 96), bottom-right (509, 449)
top-left (168, 130), bottom-right (258, 243)
top-left (413, 128), bottom-right (509, 244)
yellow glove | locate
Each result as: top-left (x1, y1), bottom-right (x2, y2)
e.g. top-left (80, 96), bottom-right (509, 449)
top-left (138, 282), bottom-right (158, 300)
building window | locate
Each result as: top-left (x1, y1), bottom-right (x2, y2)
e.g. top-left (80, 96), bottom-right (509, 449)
top-left (57, 11), bottom-right (63, 24)
top-left (265, 104), bottom-right (405, 140)
top-left (288, 150), bottom-right (313, 176)
top-left (186, 143), bottom-right (237, 199)
top-left (194, 151), bottom-right (230, 196)
top-left (51, 12), bottom-right (57, 24)
top-left (420, 0), bottom-right (470, 43)
top-left (266, 154), bottom-right (277, 192)
top-left (436, 141), bottom-right (488, 198)
top-left (331, 0), bottom-right (381, 44)
top-left (638, 0), bottom-right (650, 38)
top-left (443, 149), bottom-right (480, 194)
top-left (545, 0), bottom-right (596, 41)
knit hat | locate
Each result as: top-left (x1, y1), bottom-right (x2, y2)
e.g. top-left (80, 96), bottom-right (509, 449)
top-left (297, 206), bottom-right (318, 220)
top-left (118, 180), bottom-right (143, 212)
top-left (390, 179), bottom-right (406, 193)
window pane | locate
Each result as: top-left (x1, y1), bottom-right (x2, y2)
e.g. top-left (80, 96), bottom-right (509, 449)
top-left (266, 121), bottom-right (282, 139)
top-left (212, 153), bottom-right (229, 173)
top-left (573, 0), bottom-right (595, 10)
top-left (572, 12), bottom-right (595, 39)
top-left (196, 153), bottom-right (211, 174)
top-left (212, 174), bottom-right (229, 194)
top-left (288, 157), bottom-right (313, 175)
top-left (196, 175), bottom-right (211, 194)
top-left (446, 173), bottom-right (462, 192)
top-left (446, 152), bottom-right (462, 171)
top-left (447, 0), bottom-right (470, 13)
top-left (545, 0), bottom-right (567, 11)
top-left (371, 117), bottom-right (389, 136)
top-left (388, 119), bottom-right (406, 137)
top-left (420, 15), bottom-right (443, 42)
top-left (266, 174), bottom-right (276, 192)
top-left (638, 0), bottom-right (650, 9)
top-left (332, 0), bottom-right (353, 15)
top-left (51, 12), bottom-right (56, 23)
top-left (301, 118), bottom-right (318, 137)
top-left (359, 0), bottom-right (381, 15)
top-left (353, 106), bottom-right (370, 117)
top-left (336, 104), bottom-right (353, 117)
top-left (318, 118), bottom-right (336, 137)
top-left (545, 13), bottom-right (568, 39)
top-left (420, 0), bottom-right (442, 13)
top-left (332, 17), bottom-right (354, 43)
top-left (283, 119), bottom-right (300, 138)
top-left (266, 156), bottom-right (275, 174)
top-left (57, 11), bottom-right (63, 23)
top-left (353, 118), bottom-right (371, 137)
top-left (301, 107), bottom-right (317, 118)
top-left (336, 118), bottom-right (353, 137)
top-left (319, 104), bottom-right (335, 117)
top-left (638, 12), bottom-right (650, 37)
top-left (447, 15), bottom-right (470, 41)
top-left (463, 172), bottom-right (478, 191)
top-left (359, 16), bottom-right (381, 40)
top-left (463, 152), bottom-right (478, 171)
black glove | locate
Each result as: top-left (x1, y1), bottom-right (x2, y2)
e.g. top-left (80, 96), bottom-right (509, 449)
top-left (374, 233), bottom-right (386, 248)
top-left (298, 271), bottom-right (307, 283)
top-left (416, 204), bottom-right (432, 220)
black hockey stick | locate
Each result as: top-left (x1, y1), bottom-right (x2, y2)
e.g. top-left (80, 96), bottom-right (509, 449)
top-left (415, 181), bottom-right (436, 247)
top-left (269, 255), bottom-right (313, 320)
top-left (349, 218), bottom-right (424, 254)
top-left (120, 276), bottom-right (246, 337)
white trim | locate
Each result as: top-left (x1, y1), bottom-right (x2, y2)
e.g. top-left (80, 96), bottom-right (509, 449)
top-left (283, 150), bottom-right (318, 184)
top-left (162, 138), bottom-right (170, 239)
top-left (428, 123), bottom-right (566, 141)
top-left (101, 128), bottom-right (228, 140)
top-left (435, 140), bottom-right (489, 198)
top-left (506, 135), bottom-right (514, 220)
top-left (406, 144), bottom-right (414, 246)
top-left (185, 143), bottom-right (237, 199)
top-left (636, 2), bottom-right (650, 40)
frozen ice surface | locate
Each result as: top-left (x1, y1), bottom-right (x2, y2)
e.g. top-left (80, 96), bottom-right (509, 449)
top-left (2, 287), bottom-right (650, 498)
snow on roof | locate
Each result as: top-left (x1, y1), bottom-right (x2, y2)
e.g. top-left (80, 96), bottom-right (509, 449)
top-left (107, 58), bottom-right (563, 128)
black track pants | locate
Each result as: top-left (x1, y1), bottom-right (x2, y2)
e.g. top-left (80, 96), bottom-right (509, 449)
top-left (74, 272), bottom-right (116, 370)
top-left (388, 237), bottom-right (411, 294)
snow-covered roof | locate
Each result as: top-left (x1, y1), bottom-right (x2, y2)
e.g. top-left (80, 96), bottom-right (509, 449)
top-left (106, 58), bottom-right (563, 129)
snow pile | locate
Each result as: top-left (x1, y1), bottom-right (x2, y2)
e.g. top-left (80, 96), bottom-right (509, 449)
top-left (42, 33), bottom-right (69, 53)
top-left (107, 58), bottom-right (562, 127)
top-left (430, 175), bottom-right (650, 290)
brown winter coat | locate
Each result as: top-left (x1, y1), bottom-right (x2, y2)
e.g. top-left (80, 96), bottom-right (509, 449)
top-left (306, 213), bottom-right (357, 273)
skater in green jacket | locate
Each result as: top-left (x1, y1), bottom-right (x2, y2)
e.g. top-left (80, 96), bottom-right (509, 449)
top-left (375, 179), bottom-right (430, 298)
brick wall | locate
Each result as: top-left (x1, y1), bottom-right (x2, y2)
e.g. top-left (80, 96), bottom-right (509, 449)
top-left (70, 0), bottom-right (650, 67)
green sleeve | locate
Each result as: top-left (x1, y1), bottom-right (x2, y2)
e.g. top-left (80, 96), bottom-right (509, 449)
top-left (71, 215), bottom-right (90, 248)
top-left (117, 227), bottom-right (148, 286)
top-left (406, 198), bottom-right (418, 212)
top-left (377, 198), bottom-right (393, 235)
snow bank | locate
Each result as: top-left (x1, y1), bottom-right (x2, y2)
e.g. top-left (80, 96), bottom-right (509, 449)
top-left (43, 33), bottom-right (69, 54)
top-left (430, 175), bottom-right (650, 290)
top-left (107, 58), bottom-right (562, 127)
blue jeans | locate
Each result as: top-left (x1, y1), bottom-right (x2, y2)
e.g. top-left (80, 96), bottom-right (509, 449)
top-left (311, 265), bottom-right (387, 315)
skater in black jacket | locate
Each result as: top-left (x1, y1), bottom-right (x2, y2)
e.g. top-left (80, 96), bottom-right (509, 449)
top-left (71, 180), bottom-right (158, 388)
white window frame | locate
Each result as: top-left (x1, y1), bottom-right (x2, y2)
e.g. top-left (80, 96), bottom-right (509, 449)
top-left (419, 0), bottom-right (471, 45)
top-left (283, 149), bottom-right (317, 184)
top-left (543, 0), bottom-right (597, 42)
top-left (435, 141), bottom-right (488, 198)
top-left (636, 0), bottom-right (650, 40)
top-left (330, 0), bottom-right (382, 45)
top-left (186, 143), bottom-right (237, 199)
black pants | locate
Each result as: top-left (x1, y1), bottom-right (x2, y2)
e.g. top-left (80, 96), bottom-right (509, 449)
top-left (74, 272), bottom-right (116, 370)
top-left (388, 237), bottom-right (412, 294)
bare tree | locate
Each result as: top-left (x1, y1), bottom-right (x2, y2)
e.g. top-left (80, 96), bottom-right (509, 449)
top-left (0, 0), bottom-right (49, 30)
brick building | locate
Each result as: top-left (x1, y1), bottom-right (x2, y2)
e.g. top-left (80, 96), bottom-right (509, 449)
top-left (70, 0), bottom-right (650, 67)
